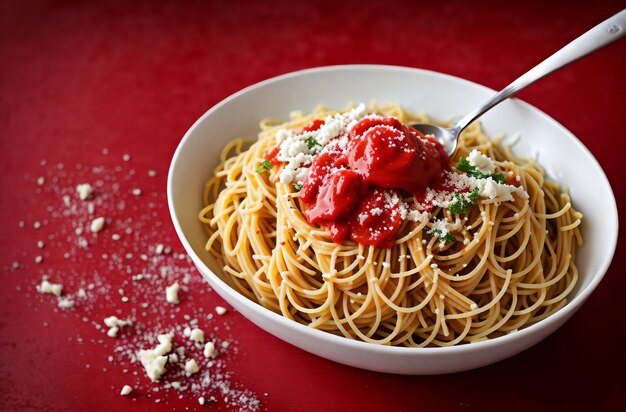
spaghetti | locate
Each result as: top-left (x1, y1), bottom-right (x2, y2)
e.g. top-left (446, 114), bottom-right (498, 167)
top-left (199, 103), bottom-right (582, 347)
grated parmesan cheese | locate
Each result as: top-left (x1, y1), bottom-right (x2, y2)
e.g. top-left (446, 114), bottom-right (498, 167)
top-left (476, 177), bottom-right (529, 202)
top-left (26, 151), bottom-right (262, 410)
top-left (138, 333), bottom-right (173, 382)
top-left (38, 279), bottom-right (63, 297)
top-left (165, 282), bottom-right (180, 304)
top-left (120, 385), bottom-right (133, 396)
top-left (275, 104), bottom-right (366, 185)
top-left (189, 328), bottom-right (205, 344)
top-left (430, 218), bottom-right (462, 236)
top-left (76, 183), bottom-right (94, 200)
top-left (203, 341), bottom-right (218, 359)
top-left (215, 306), bottom-right (227, 316)
top-left (104, 316), bottom-right (132, 338)
top-left (467, 149), bottom-right (496, 174)
top-left (90, 217), bottom-right (105, 233)
top-left (184, 358), bottom-right (200, 377)
top-left (57, 297), bottom-right (74, 309)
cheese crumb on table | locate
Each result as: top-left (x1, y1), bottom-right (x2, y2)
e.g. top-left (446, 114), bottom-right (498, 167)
top-left (57, 297), bottom-right (74, 310)
top-left (203, 341), bottom-right (217, 359)
top-left (170, 381), bottom-right (184, 390)
top-left (189, 328), bottom-right (205, 344)
top-left (154, 333), bottom-right (173, 355)
top-left (165, 282), bottom-right (180, 304)
top-left (26, 157), bottom-right (263, 410)
top-left (215, 306), bottom-right (227, 316)
top-left (104, 316), bottom-right (132, 338)
top-left (90, 217), bottom-right (106, 233)
top-left (120, 385), bottom-right (133, 396)
top-left (138, 333), bottom-right (173, 382)
top-left (76, 183), bottom-right (94, 200)
top-left (38, 279), bottom-right (63, 297)
top-left (184, 358), bottom-right (200, 377)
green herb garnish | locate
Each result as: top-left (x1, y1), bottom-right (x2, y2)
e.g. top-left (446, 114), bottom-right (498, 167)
top-left (430, 229), bottom-right (456, 244)
top-left (457, 157), bottom-right (479, 176)
top-left (491, 173), bottom-right (506, 184)
top-left (467, 186), bottom-right (479, 203)
top-left (256, 160), bottom-right (273, 173)
top-left (448, 194), bottom-right (468, 215)
top-left (448, 187), bottom-right (480, 215)
top-left (306, 136), bottom-right (321, 149)
top-left (457, 156), bottom-right (507, 183)
top-left (293, 183), bottom-right (303, 191)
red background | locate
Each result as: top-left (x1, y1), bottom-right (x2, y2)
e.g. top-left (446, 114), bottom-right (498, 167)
top-left (1, 1), bottom-right (625, 411)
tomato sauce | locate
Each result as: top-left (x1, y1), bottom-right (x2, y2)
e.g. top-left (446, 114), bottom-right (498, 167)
top-left (297, 116), bottom-right (449, 248)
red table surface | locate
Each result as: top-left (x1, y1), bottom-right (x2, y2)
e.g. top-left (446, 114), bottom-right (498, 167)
top-left (1, 1), bottom-right (625, 411)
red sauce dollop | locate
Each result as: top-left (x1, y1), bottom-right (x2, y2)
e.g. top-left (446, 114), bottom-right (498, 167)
top-left (298, 116), bottom-right (449, 248)
top-left (264, 146), bottom-right (281, 165)
top-left (301, 119), bottom-right (325, 132)
top-left (347, 117), bottom-right (446, 193)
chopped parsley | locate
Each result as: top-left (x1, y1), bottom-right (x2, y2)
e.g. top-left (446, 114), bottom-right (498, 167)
top-left (448, 187), bottom-right (480, 215)
top-left (256, 160), bottom-right (273, 173)
top-left (430, 229), bottom-right (456, 244)
top-left (457, 157), bottom-right (481, 177)
top-left (467, 186), bottom-right (479, 203)
top-left (457, 156), bottom-right (506, 183)
top-left (490, 173), bottom-right (506, 184)
top-left (293, 183), bottom-right (303, 191)
top-left (306, 136), bottom-right (321, 149)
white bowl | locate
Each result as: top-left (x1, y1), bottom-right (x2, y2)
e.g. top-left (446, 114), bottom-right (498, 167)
top-left (167, 65), bottom-right (618, 374)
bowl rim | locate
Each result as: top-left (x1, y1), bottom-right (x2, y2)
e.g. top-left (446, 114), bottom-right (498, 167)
top-left (167, 64), bottom-right (619, 355)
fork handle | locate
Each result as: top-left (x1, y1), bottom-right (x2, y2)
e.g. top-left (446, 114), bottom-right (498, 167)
top-left (454, 8), bottom-right (626, 132)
